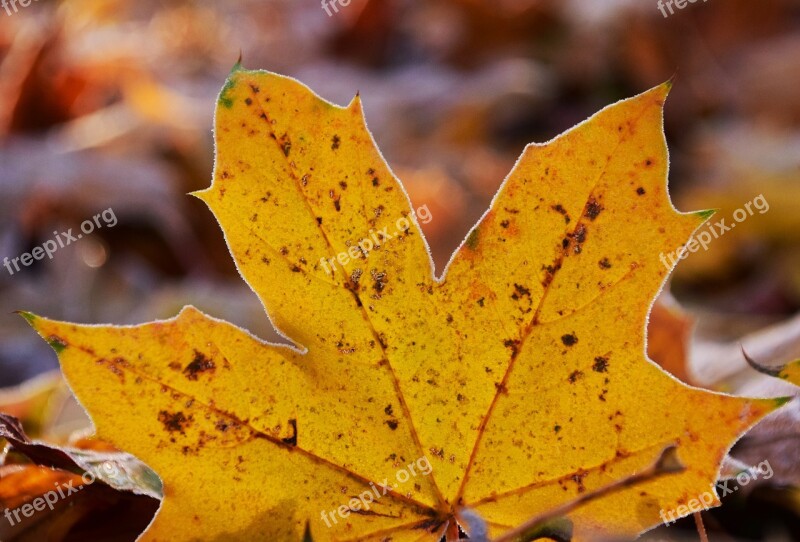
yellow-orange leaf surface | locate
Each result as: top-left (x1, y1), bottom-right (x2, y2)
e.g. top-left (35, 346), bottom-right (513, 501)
top-left (26, 68), bottom-right (783, 542)
top-left (778, 360), bottom-right (800, 386)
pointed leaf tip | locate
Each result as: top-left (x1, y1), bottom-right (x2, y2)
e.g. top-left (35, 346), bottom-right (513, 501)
top-left (15, 310), bottom-right (37, 325)
top-left (231, 51), bottom-right (244, 73)
top-left (773, 396), bottom-right (794, 407)
top-left (741, 346), bottom-right (783, 377)
top-left (188, 189), bottom-right (208, 202)
top-left (695, 209), bottom-right (717, 221)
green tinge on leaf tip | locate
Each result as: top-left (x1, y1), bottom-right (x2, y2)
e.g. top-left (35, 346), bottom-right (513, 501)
top-left (218, 76), bottom-right (237, 109)
top-left (695, 209), bottom-right (717, 220)
top-left (16, 311), bottom-right (37, 324)
top-left (773, 396), bottom-right (794, 407)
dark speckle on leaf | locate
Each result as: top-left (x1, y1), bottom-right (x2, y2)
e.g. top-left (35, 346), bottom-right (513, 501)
top-left (282, 419), bottom-right (298, 446)
top-left (568, 370), bottom-right (584, 383)
top-left (215, 419), bottom-right (232, 432)
top-left (371, 269), bottom-right (387, 297)
top-left (552, 204), bottom-right (570, 224)
top-left (511, 283), bottom-right (531, 301)
top-left (466, 228), bottom-right (479, 250)
top-left (280, 134), bottom-right (291, 157)
top-left (593, 356), bottom-right (609, 373)
top-left (158, 411), bottom-right (191, 435)
top-left (183, 350), bottom-right (216, 381)
top-left (561, 333), bottom-right (578, 347)
top-left (585, 198), bottom-right (604, 220)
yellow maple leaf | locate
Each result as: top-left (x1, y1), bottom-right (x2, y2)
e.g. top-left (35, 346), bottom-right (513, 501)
top-left (781, 362), bottom-right (800, 386)
top-left (24, 67), bottom-right (785, 541)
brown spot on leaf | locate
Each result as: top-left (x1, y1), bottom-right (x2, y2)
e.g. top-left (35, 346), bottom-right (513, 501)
top-left (349, 268), bottom-right (363, 290)
top-left (215, 419), bottom-right (232, 432)
top-left (511, 283), bottom-right (531, 301)
top-left (571, 471), bottom-right (587, 493)
top-left (371, 269), bottom-right (387, 297)
top-left (158, 411), bottom-right (191, 435)
top-left (551, 204), bottom-right (570, 224)
top-left (183, 351), bottom-right (216, 381)
top-left (585, 198), bottom-right (604, 220)
top-left (572, 224), bottom-right (587, 254)
top-left (329, 189), bottom-right (341, 212)
top-left (280, 134), bottom-right (291, 157)
top-left (282, 419), bottom-right (298, 446)
top-left (561, 333), bottom-right (578, 347)
top-left (593, 356), bottom-right (609, 373)
top-left (568, 370), bottom-right (584, 383)
top-left (503, 339), bottom-right (520, 357)
top-left (96, 358), bottom-right (127, 382)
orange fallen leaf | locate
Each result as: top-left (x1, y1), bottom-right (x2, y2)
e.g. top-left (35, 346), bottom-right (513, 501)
top-left (647, 297), bottom-right (698, 386)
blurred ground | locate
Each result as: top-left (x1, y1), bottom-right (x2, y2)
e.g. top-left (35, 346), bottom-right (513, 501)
top-left (0, 0), bottom-right (798, 540)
